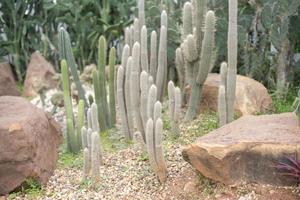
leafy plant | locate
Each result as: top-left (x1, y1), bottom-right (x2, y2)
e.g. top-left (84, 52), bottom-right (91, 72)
top-left (276, 156), bottom-right (300, 183)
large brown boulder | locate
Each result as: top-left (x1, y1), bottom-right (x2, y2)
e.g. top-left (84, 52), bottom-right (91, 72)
top-left (182, 113), bottom-right (300, 186)
top-left (186, 73), bottom-right (272, 115)
top-left (0, 63), bottom-right (19, 96)
top-left (23, 52), bottom-right (59, 97)
top-left (0, 96), bottom-right (62, 195)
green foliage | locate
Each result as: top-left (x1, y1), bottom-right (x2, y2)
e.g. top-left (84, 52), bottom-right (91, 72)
top-left (8, 178), bottom-right (43, 200)
top-left (0, 0), bottom-right (134, 82)
top-left (58, 151), bottom-right (84, 169)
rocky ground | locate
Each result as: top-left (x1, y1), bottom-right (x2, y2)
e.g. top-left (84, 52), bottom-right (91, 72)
top-left (7, 89), bottom-right (300, 200)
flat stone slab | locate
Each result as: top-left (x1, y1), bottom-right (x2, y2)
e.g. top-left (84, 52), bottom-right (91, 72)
top-left (182, 113), bottom-right (300, 186)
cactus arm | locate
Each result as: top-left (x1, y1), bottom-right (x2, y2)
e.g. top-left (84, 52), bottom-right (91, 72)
top-left (218, 85), bottom-right (227, 127)
top-left (109, 47), bottom-right (116, 126)
top-left (182, 2), bottom-right (193, 39)
top-left (168, 81), bottom-right (175, 121)
top-left (153, 101), bottom-right (162, 126)
top-left (91, 103), bottom-right (100, 133)
top-left (91, 132), bottom-right (101, 180)
top-left (145, 119), bottom-right (158, 174)
top-left (194, 0), bottom-right (207, 53)
top-left (173, 87), bottom-right (181, 137)
top-left (133, 19), bottom-right (140, 43)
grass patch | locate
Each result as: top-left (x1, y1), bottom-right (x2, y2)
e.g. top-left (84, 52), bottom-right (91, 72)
top-left (58, 151), bottom-right (83, 169)
top-left (8, 178), bottom-right (43, 200)
top-left (100, 128), bottom-right (133, 152)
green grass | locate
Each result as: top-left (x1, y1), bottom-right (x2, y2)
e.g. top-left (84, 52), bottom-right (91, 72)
top-left (271, 89), bottom-right (298, 114)
top-left (8, 178), bottom-right (43, 200)
top-left (58, 151), bottom-right (83, 169)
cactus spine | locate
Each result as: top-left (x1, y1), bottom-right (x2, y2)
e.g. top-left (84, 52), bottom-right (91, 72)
top-left (58, 27), bottom-right (87, 105)
top-left (109, 47), bottom-right (116, 126)
top-left (226, 0), bottom-right (238, 123)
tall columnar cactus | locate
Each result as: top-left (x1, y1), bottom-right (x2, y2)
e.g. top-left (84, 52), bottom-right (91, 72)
top-left (81, 127), bottom-right (88, 149)
top-left (138, 0), bottom-right (145, 30)
top-left (133, 18), bottom-right (140, 43)
top-left (156, 25), bottom-right (167, 102)
top-left (93, 70), bottom-right (106, 130)
top-left (141, 26), bottom-right (149, 72)
top-left (58, 27), bottom-right (87, 105)
top-left (61, 60), bottom-right (78, 153)
top-left (125, 57), bottom-right (134, 136)
top-left (177, 2), bottom-right (216, 121)
top-left (150, 31), bottom-right (157, 82)
top-left (140, 71), bottom-right (149, 128)
top-left (226, 0), bottom-right (238, 123)
top-left (91, 131), bottom-right (102, 180)
top-left (90, 103), bottom-right (100, 133)
top-left (76, 100), bottom-right (85, 147)
top-left (131, 42), bottom-right (145, 140)
top-left (168, 81), bottom-right (181, 137)
top-left (147, 85), bottom-right (157, 120)
top-left (98, 36), bottom-right (110, 127)
top-left (83, 147), bottom-right (90, 178)
top-left (145, 101), bottom-right (167, 183)
top-left (109, 47), bottom-right (116, 126)
top-left (117, 66), bottom-right (131, 140)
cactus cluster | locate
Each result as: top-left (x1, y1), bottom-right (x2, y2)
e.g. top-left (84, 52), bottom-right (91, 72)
top-left (92, 36), bottom-right (116, 132)
top-left (175, 1), bottom-right (216, 121)
top-left (167, 81), bottom-right (181, 138)
top-left (61, 60), bottom-right (85, 154)
top-left (82, 103), bottom-right (103, 180)
top-left (118, 1), bottom-right (168, 140)
top-left (145, 101), bottom-right (167, 183)
top-left (218, 0), bottom-right (238, 126)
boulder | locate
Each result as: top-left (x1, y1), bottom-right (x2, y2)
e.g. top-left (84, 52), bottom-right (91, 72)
top-left (0, 63), bottom-right (19, 96)
top-left (182, 113), bottom-right (300, 186)
top-left (23, 52), bottom-right (59, 97)
top-left (186, 73), bottom-right (272, 115)
top-left (0, 96), bottom-right (62, 195)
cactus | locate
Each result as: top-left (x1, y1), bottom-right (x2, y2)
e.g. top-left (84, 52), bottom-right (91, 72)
top-left (125, 57), bottom-right (134, 136)
top-left (168, 81), bottom-right (181, 137)
top-left (226, 0), bottom-right (237, 123)
top-left (109, 47), bottom-right (116, 126)
top-left (76, 100), bottom-right (85, 147)
top-left (218, 85), bottom-right (227, 127)
top-left (131, 42), bottom-right (145, 140)
top-left (93, 70), bottom-right (106, 130)
top-left (98, 36), bottom-right (110, 127)
top-left (150, 31), bottom-right (157, 82)
top-left (91, 103), bottom-right (100, 133)
top-left (138, 0), bottom-right (145, 31)
top-left (156, 26), bottom-right (167, 102)
top-left (140, 71), bottom-right (149, 128)
top-left (117, 66), bottom-right (131, 139)
top-left (147, 85), bottom-right (157, 120)
top-left (133, 18), bottom-right (140, 43)
top-left (218, 62), bottom-right (228, 127)
top-left (141, 26), bottom-right (149, 72)
top-left (91, 131), bottom-right (102, 180)
top-left (83, 147), bottom-right (90, 178)
top-left (81, 127), bottom-right (88, 149)
top-left (61, 60), bottom-right (78, 153)
top-left (145, 104), bottom-right (167, 183)
top-left (58, 27), bottom-right (87, 105)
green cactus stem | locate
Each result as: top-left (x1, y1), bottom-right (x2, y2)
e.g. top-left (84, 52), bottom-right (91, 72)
top-left (98, 36), bottom-right (110, 127)
top-left (109, 47), bottom-right (116, 126)
top-left (58, 27), bottom-right (87, 105)
top-left (93, 70), bottom-right (106, 131)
